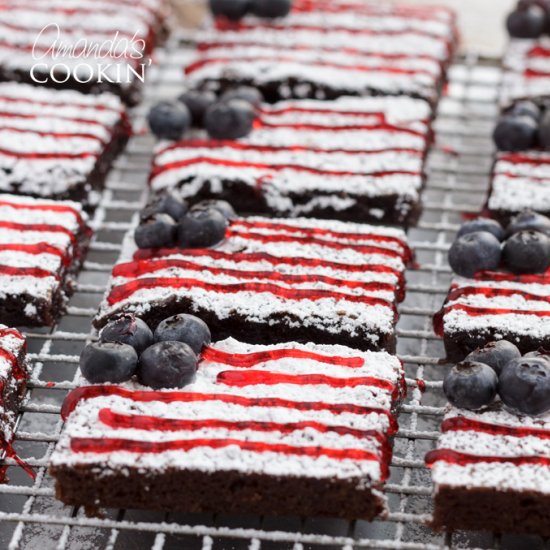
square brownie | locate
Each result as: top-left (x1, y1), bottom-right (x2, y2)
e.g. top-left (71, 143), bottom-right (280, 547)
top-left (427, 405), bottom-right (550, 537)
top-left (150, 96), bottom-right (431, 226)
top-left (50, 338), bottom-right (405, 519)
top-left (434, 272), bottom-right (550, 361)
top-left (183, 0), bottom-right (457, 105)
top-left (0, 82), bottom-right (130, 208)
top-left (0, 194), bottom-right (91, 326)
top-left (95, 216), bottom-right (411, 352)
top-left (0, 0), bottom-right (167, 105)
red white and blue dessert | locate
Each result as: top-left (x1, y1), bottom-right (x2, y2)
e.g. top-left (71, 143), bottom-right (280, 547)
top-left (50, 336), bottom-right (405, 518)
top-left (149, 95), bottom-right (432, 226)
top-left (427, 341), bottom-right (550, 536)
top-left (0, 193), bottom-right (91, 326)
top-left (182, 0), bottom-right (457, 105)
top-left (95, 211), bottom-right (411, 352)
top-left (0, 82), bottom-right (130, 207)
top-left (0, 0), bottom-right (167, 105)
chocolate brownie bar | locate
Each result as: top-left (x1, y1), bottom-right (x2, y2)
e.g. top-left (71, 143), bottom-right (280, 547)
top-left (0, 82), bottom-right (130, 208)
top-left (95, 216), bottom-right (411, 352)
top-left (0, 0), bottom-right (167, 105)
top-left (0, 194), bottom-right (91, 326)
top-left (434, 271), bottom-right (550, 361)
top-left (50, 338), bottom-right (405, 519)
top-left (427, 404), bottom-right (550, 536)
top-left (150, 96), bottom-right (431, 226)
top-left (183, 0), bottom-right (457, 105)
top-left (0, 325), bottom-right (28, 458)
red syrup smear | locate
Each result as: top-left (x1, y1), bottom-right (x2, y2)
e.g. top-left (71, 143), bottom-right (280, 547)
top-left (0, 243), bottom-right (71, 267)
top-left (0, 221), bottom-right (77, 245)
top-left (149, 156), bottom-right (422, 181)
top-left (216, 370), bottom-right (400, 399)
top-left (416, 379), bottom-right (426, 393)
top-left (201, 346), bottom-right (364, 368)
top-left (106, 277), bottom-right (397, 318)
top-left (441, 416), bottom-right (550, 439)
top-left (61, 386), bottom-right (398, 434)
top-left (425, 448), bottom-right (550, 470)
top-left (111, 258), bottom-right (397, 296)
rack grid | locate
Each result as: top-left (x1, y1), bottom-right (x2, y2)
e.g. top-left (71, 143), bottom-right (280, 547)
top-left (0, 36), bottom-right (541, 550)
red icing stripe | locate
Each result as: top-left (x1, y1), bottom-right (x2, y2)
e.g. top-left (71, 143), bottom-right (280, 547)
top-left (426, 448), bottom-right (550, 470)
top-left (216, 370), bottom-right (399, 399)
top-left (106, 276), bottom-right (398, 317)
top-left (473, 270), bottom-right (550, 284)
top-left (69, 436), bottom-right (387, 477)
top-left (527, 45), bottom-right (550, 58)
top-left (0, 148), bottom-right (98, 160)
top-left (0, 243), bottom-right (70, 267)
top-left (497, 153), bottom-right (550, 165)
top-left (201, 346), bottom-right (364, 368)
top-left (150, 155), bottom-right (422, 181)
top-left (0, 221), bottom-right (77, 245)
top-left (0, 126), bottom-right (103, 143)
top-left (440, 303), bottom-right (550, 320)
top-left (0, 110), bottom-right (102, 127)
top-left (98, 409), bottom-right (388, 443)
top-left (447, 285), bottom-right (550, 306)
top-left (111, 259), bottom-right (396, 295)
top-left (61, 386), bottom-right (398, 434)
top-left (0, 94), bottom-right (120, 113)
top-left (0, 264), bottom-right (58, 279)
top-left (441, 416), bottom-right (550, 439)
top-left (524, 68), bottom-right (550, 78)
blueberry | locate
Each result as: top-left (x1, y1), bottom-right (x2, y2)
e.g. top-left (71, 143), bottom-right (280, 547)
top-left (448, 231), bottom-right (502, 278)
top-left (499, 357), bottom-right (550, 415)
top-left (465, 340), bottom-right (521, 376)
top-left (220, 86), bottom-right (263, 108)
top-left (134, 213), bottom-right (177, 249)
top-left (178, 89), bottom-right (217, 127)
top-left (250, 0), bottom-right (292, 18)
top-left (177, 207), bottom-right (227, 248)
top-left (502, 230), bottom-right (550, 274)
top-left (137, 341), bottom-right (198, 389)
top-left (493, 115), bottom-right (538, 151)
top-left (457, 218), bottom-right (505, 241)
top-left (506, 209), bottom-right (550, 236)
top-left (154, 314), bottom-right (211, 354)
top-left (538, 109), bottom-right (550, 150)
top-left (80, 342), bottom-right (138, 384)
top-left (506, 5), bottom-right (546, 38)
top-left (524, 348), bottom-right (550, 361)
top-left (141, 192), bottom-right (188, 222)
top-left (204, 99), bottom-right (255, 140)
top-left (506, 100), bottom-right (541, 121)
top-left (192, 199), bottom-right (236, 220)
top-left (99, 314), bottom-right (154, 354)
top-left (443, 361), bottom-right (498, 410)
top-left (209, 0), bottom-right (250, 21)
top-left (148, 101), bottom-right (191, 141)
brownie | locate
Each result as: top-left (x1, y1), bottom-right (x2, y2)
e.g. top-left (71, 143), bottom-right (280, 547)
top-left (182, 0), bottom-right (457, 105)
top-left (0, 325), bottom-right (28, 457)
top-left (0, 194), bottom-right (91, 326)
top-left (0, 82), bottom-right (130, 209)
top-left (427, 404), bottom-right (550, 537)
top-left (434, 272), bottom-right (550, 361)
top-left (50, 338), bottom-right (405, 519)
top-left (150, 96), bottom-right (431, 226)
top-left (94, 216), bottom-right (411, 352)
top-left (0, 0), bottom-right (167, 105)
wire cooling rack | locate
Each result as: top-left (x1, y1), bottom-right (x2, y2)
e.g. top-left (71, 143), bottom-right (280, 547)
top-left (0, 35), bottom-right (543, 549)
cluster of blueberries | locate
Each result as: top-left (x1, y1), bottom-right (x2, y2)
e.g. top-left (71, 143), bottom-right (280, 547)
top-left (448, 210), bottom-right (550, 278)
top-left (444, 340), bottom-right (550, 415)
top-left (148, 85), bottom-right (263, 142)
top-left (135, 191), bottom-right (235, 250)
top-left (209, 0), bottom-right (292, 21)
top-left (507, 0), bottom-right (550, 39)
top-left (80, 313), bottom-right (211, 389)
top-left (493, 99), bottom-right (550, 152)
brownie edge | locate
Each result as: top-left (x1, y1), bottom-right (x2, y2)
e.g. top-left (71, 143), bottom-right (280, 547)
top-left (51, 464), bottom-right (386, 520)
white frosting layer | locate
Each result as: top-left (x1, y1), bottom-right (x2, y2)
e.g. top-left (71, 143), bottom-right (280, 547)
top-left (96, 216), bottom-right (408, 344)
top-left (51, 338), bottom-right (403, 484)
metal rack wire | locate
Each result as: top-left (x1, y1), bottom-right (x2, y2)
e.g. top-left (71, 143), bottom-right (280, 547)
top-left (0, 37), bottom-right (541, 549)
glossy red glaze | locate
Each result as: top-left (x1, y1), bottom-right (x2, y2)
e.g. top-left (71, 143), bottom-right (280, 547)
top-left (0, 221), bottom-right (77, 245)
top-left (442, 416), bottom-right (550, 439)
top-left (0, 264), bottom-right (58, 279)
top-left (426, 448), bottom-right (550, 469)
top-left (0, 243), bottom-right (70, 267)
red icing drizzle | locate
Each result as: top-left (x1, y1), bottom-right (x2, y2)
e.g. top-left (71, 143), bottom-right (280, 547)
top-left (0, 126), bottom-right (103, 143)
top-left (0, 147), bottom-right (98, 160)
top-left (0, 243), bottom-right (70, 267)
top-left (61, 386), bottom-right (398, 433)
top-left (0, 110), bottom-right (103, 127)
top-left (447, 285), bottom-right (550, 306)
top-left (497, 153), bottom-right (550, 166)
top-left (426, 448), bottom-right (550, 470)
top-left (441, 416), bottom-right (550, 439)
top-left (0, 264), bottom-right (58, 280)
top-left (0, 93), bottom-right (121, 113)
top-left (0, 221), bottom-right (77, 245)
top-left (0, 199), bottom-right (85, 229)
top-left (201, 346), bottom-right (364, 368)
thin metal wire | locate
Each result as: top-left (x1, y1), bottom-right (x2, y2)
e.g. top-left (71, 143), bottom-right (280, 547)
top-left (0, 41), bottom-right (528, 549)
